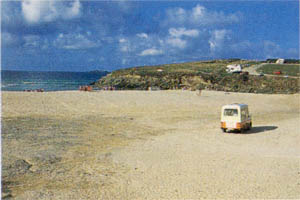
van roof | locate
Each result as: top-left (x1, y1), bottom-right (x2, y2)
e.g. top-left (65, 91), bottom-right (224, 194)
top-left (222, 103), bottom-right (248, 109)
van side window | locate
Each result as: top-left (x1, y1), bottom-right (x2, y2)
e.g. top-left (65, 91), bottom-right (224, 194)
top-left (224, 109), bottom-right (238, 116)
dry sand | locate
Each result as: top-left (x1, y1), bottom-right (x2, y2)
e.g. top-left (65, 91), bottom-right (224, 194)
top-left (2, 90), bottom-right (300, 199)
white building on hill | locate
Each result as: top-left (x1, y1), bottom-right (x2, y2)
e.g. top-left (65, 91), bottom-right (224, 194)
top-left (276, 59), bottom-right (285, 64)
top-left (226, 64), bottom-right (242, 73)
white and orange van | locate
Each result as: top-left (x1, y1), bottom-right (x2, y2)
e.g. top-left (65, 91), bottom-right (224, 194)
top-left (221, 104), bottom-right (252, 133)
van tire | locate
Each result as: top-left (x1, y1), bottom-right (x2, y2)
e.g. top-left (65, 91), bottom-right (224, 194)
top-left (246, 123), bottom-right (252, 130)
top-left (249, 122), bottom-right (252, 130)
top-left (221, 128), bottom-right (227, 133)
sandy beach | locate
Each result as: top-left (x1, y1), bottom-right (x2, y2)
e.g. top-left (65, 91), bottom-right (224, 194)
top-left (2, 90), bottom-right (300, 199)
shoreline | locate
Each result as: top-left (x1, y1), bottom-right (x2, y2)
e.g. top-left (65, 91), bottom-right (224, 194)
top-left (2, 89), bottom-right (300, 95)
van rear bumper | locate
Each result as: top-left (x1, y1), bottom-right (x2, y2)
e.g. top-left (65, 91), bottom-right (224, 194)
top-left (221, 122), bottom-right (241, 129)
top-left (221, 121), bottom-right (251, 131)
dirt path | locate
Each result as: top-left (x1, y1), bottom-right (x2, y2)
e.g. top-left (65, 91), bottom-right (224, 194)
top-left (243, 63), bottom-right (299, 79)
top-left (242, 63), bottom-right (265, 75)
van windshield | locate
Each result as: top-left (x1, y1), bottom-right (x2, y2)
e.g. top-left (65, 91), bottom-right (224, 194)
top-left (224, 109), bottom-right (238, 116)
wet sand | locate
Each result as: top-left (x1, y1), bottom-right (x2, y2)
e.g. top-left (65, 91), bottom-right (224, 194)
top-left (2, 90), bottom-right (300, 199)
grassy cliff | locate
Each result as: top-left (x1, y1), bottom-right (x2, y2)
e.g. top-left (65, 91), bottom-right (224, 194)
top-left (96, 60), bottom-right (299, 94)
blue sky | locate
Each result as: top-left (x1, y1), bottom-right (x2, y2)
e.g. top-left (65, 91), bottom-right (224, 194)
top-left (1, 1), bottom-right (299, 71)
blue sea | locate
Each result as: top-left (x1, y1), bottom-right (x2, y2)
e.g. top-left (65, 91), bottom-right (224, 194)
top-left (1, 70), bottom-right (109, 91)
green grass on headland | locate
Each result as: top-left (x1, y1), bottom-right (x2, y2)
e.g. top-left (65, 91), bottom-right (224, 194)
top-left (257, 64), bottom-right (300, 76)
top-left (114, 59), bottom-right (261, 76)
top-left (96, 59), bottom-right (299, 94)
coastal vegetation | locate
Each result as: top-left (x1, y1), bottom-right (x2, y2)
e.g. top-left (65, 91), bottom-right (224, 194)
top-left (96, 59), bottom-right (299, 94)
top-left (257, 64), bottom-right (300, 76)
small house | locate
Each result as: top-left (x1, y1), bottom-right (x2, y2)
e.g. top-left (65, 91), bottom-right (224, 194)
top-left (276, 59), bottom-right (285, 64)
top-left (226, 64), bottom-right (242, 73)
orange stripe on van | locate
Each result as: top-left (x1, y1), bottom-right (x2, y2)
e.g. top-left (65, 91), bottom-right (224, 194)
top-left (221, 122), bottom-right (226, 128)
top-left (236, 122), bottom-right (242, 129)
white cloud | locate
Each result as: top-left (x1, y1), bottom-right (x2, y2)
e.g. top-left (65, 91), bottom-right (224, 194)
top-left (2, 32), bottom-right (49, 49)
top-left (41, 39), bottom-right (50, 50)
top-left (161, 28), bottom-right (199, 50)
top-left (164, 4), bottom-right (240, 27)
top-left (139, 48), bottom-right (163, 56)
top-left (24, 35), bottom-right (40, 47)
top-left (165, 7), bottom-right (187, 25)
top-left (119, 38), bottom-right (127, 43)
top-left (121, 45), bottom-right (130, 52)
top-left (263, 41), bottom-right (281, 58)
top-left (166, 38), bottom-right (187, 49)
top-left (119, 38), bottom-right (134, 52)
top-left (191, 4), bottom-right (205, 20)
top-left (209, 29), bottom-right (231, 52)
top-left (65, 0), bottom-right (81, 19)
top-left (137, 33), bottom-right (148, 39)
top-left (169, 28), bottom-right (199, 38)
top-left (21, 0), bottom-right (81, 24)
top-left (54, 33), bottom-right (99, 49)
top-left (230, 40), bottom-right (252, 50)
top-left (122, 58), bottom-right (129, 65)
top-left (1, 32), bottom-right (22, 47)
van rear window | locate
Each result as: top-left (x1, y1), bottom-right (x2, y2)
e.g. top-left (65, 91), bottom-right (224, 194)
top-left (224, 109), bottom-right (238, 116)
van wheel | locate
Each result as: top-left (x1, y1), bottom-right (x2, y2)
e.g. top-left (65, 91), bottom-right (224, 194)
top-left (246, 123), bottom-right (251, 130)
top-left (222, 128), bottom-right (227, 133)
top-left (246, 123), bottom-right (252, 131)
